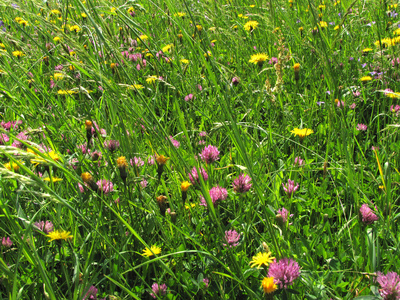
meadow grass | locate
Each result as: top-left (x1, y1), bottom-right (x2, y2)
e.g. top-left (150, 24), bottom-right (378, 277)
top-left (0, 0), bottom-right (400, 299)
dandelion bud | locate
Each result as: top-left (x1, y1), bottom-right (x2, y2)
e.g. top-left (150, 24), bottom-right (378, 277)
top-left (181, 181), bottom-right (191, 203)
top-left (85, 120), bottom-right (93, 146)
top-left (156, 154), bottom-right (169, 178)
top-left (276, 214), bottom-right (285, 227)
top-left (262, 242), bottom-right (270, 253)
top-left (170, 211), bottom-right (177, 223)
top-left (81, 172), bottom-right (98, 192)
top-left (293, 63), bottom-right (300, 81)
top-left (156, 195), bottom-right (168, 215)
top-left (117, 156), bottom-right (128, 183)
top-left (323, 213), bottom-right (329, 223)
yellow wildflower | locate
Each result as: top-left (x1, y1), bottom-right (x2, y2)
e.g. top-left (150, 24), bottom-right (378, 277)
top-left (290, 128), bottom-right (314, 138)
top-left (249, 53), bottom-right (269, 65)
top-left (249, 252), bottom-right (275, 268)
top-left (46, 230), bottom-right (73, 242)
top-left (142, 245), bottom-right (161, 257)
top-left (244, 20), bottom-right (259, 31)
top-left (261, 277), bottom-right (277, 294)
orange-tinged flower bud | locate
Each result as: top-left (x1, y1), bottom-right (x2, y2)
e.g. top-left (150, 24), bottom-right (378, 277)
top-left (117, 156), bottom-right (128, 168)
top-left (81, 172), bottom-right (93, 183)
top-left (156, 154), bottom-right (169, 165)
top-left (85, 120), bottom-right (92, 130)
top-left (181, 181), bottom-right (191, 192)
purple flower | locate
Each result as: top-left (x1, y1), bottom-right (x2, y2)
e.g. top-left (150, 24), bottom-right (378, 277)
top-left (140, 179), bottom-right (148, 189)
top-left (200, 145), bottom-right (220, 164)
top-left (353, 90), bottom-right (361, 97)
top-left (232, 77), bottom-right (240, 85)
top-left (199, 131), bottom-right (207, 137)
top-left (360, 204), bottom-right (379, 225)
top-left (96, 180), bottom-right (114, 195)
top-left (277, 208), bottom-right (289, 223)
top-left (150, 283), bottom-right (167, 299)
top-left (184, 94), bottom-right (194, 101)
top-left (0, 133), bottom-right (9, 145)
top-left (197, 84), bottom-right (203, 91)
top-left (316, 101), bottom-right (325, 106)
top-left (54, 64), bottom-right (64, 71)
top-left (203, 278), bottom-right (210, 289)
top-left (376, 271), bottom-right (400, 300)
top-left (83, 285), bottom-right (98, 300)
top-left (77, 144), bottom-right (91, 155)
top-left (223, 230), bottom-right (240, 247)
top-left (91, 151), bottom-right (102, 161)
top-left (2, 237), bottom-right (13, 247)
top-left (168, 136), bottom-right (180, 148)
top-left (34, 221), bottom-right (54, 234)
top-left (356, 124), bottom-right (367, 131)
top-left (232, 174), bottom-right (252, 193)
top-left (268, 258), bottom-right (300, 289)
top-left (104, 140), bottom-right (120, 152)
top-left (349, 103), bottom-right (357, 109)
top-left (269, 57), bottom-right (278, 65)
top-left (200, 186), bottom-right (228, 207)
top-left (282, 179), bottom-right (299, 196)
top-left (294, 156), bottom-right (304, 167)
top-left (130, 156), bottom-right (144, 167)
top-left (390, 105), bottom-right (400, 115)
top-left (188, 167), bottom-right (208, 185)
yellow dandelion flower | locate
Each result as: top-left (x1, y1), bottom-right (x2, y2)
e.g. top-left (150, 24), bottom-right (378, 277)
top-left (250, 4), bottom-right (256, 7)
top-left (137, 34), bottom-right (148, 42)
top-left (360, 76), bottom-right (372, 82)
top-left (196, 24), bottom-right (203, 31)
top-left (363, 47), bottom-right (373, 53)
top-left (129, 84), bottom-right (144, 91)
top-left (142, 245), bottom-right (161, 257)
top-left (180, 59), bottom-right (189, 64)
top-left (319, 21), bottom-right (328, 28)
top-left (53, 73), bottom-right (64, 80)
top-left (70, 25), bottom-right (81, 32)
top-left (318, 4), bottom-right (326, 9)
top-left (250, 252), bottom-right (275, 268)
top-left (181, 181), bottom-right (191, 192)
top-left (174, 12), bottom-right (186, 17)
top-left (146, 75), bottom-right (158, 84)
top-left (244, 20), bottom-right (259, 31)
top-left (261, 277), bottom-right (277, 294)
top-left (46, 230), bottom-right (73, 242)
top-left (208, 27), bottom-right (216, 31)
top-left (19, 20), bottom-right (28, 26)
top-left (290, 128), bottom-right (314, 138)
top-left (185, 203), bottom-right (196, 209)
top-left (249, 53), bottom-right (269, 65)
top-left (81, 13), bottom-right (87, 18)
top-left (51, 9), bottom-right (61, 15)
top-left (238, 14), bottom-right (249, 19)
top-left (12, 51), bottom-right (24, 58)
top-left (128, 7), bottom-right (134, 13)
top-left (162, 44), bottom-right (174, 53)
top-left (58, 90), bottom-right (77, 95)
top-left (4, 161), bottom-right (21, 172)
top-left (334, 25), bottom-right (340, 30)
top-left (43, 177), bottom-right (63, 182)
top-left (53, 36), bottom-right (61, 42)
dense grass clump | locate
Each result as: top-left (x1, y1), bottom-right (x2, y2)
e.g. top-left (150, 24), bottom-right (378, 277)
top-left (1, 0), bottom-right (400, 299)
